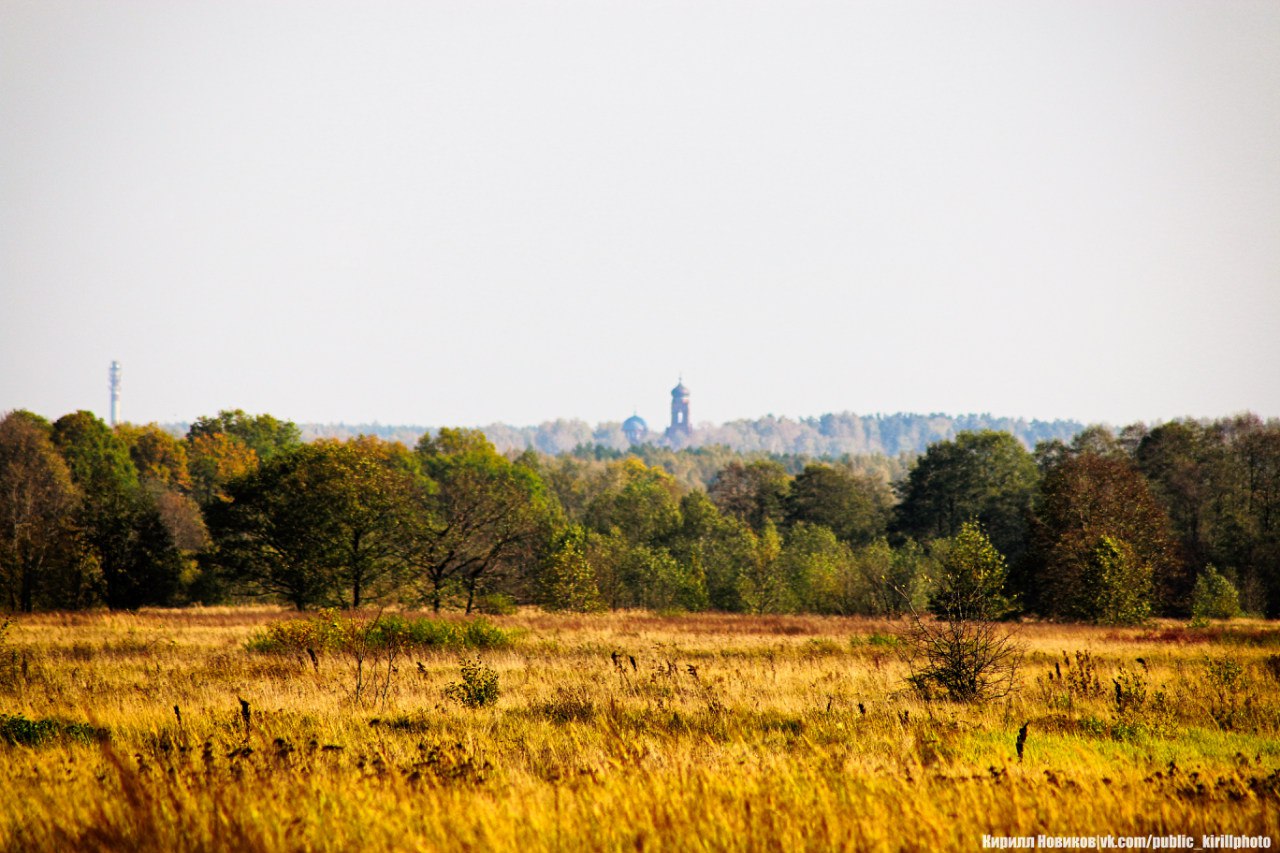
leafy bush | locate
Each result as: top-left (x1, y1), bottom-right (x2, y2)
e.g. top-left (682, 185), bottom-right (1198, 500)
top-left (1111, 668), bottom-right (1148, 720)
top-left (247, 611), bottom-right (515, 655)
top-left (1203, 655), bottom-right (1258, 731)
top-left (459, 619), bottom-right (512, 650)
top-left (444, 657), bottom-right (501, 709)
top-left (1191, 566), bottom-right (1242, 621)
top-left (474, 593), bottom-right (518, 616)
top-left (0, 714), bottom-right (109, 747)
top-left (244, 613), bottom-right (342, 653)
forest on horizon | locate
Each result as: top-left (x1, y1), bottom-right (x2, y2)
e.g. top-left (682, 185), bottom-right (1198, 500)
top-left (2, 404), bottom-right (1277, 622)
top-left (268, 410), bottom-right (1086, 457)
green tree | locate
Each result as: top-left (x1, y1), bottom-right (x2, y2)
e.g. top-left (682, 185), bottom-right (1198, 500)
top-left (879, 538), bottom-right (936, 617)
top-left (1134, 415), bottom-right (1280, 615)
top-left (1190, 565), bottom-right (1241, 621)
top-left (777, 522), bottom-right (870, 615)
top-left (737, 520), bottom-right (789, 614)
top-left (634, 544), bottom-right (706, 611)
top-left (902, 522), bottom-right (1022, 702)
top-left (187, 410), bottom-right (301, 462)
top-left (584, 458), bottom-right (682, 549)
top-left (786, 464), bottom-right (891, 546)
top-left (537, 525), bottom-right (603, 612)
top-left (670, 490), bottom-right (754, 612)
top-left (893, 431), bottom-right (1039, 569)
top-left (206, 439), bottom-right (415, 609)
top-left (541, 455), bottom-right (608, 523)
top-left (1079, 535), bottom-right (1152, 625)
top-left (1212, 417), bottom-right (1280, 615)
top-left (406, 429), bottom-right (552, 613)
top-left (53, 411), bottom-right (138, 496)
top-left (1067, 425), bottom-right (1130, 461)
top-left (1033, 453), bottom-right (1181, 618)
top-left (930, 521), bottom-right (1015, 622)
top-left (52, 411), bottom-right (182, 609)
top-left (584, 528), bottom-right (632, 610)
top-left (0, 412), bottom-right (84, 611)
top-left (707, 460), bottom-right (789, 532)
top-left (320, 438), bottom-right (419, 608)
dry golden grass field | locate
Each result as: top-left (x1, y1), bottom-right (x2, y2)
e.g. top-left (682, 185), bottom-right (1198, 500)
top-left (0, 608), bottom-right (1277, 851)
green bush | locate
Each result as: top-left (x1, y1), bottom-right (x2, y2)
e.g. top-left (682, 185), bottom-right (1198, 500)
top-left (460, 619), bottom-right (511, 650)
top-left (444, 657), bottom-right (501, 709)
top-left (247, 611), bottom-right (515, 655)
top-left (1203, 655), bottom-right (1257, 731)
top-left (474, 593), bottom-right (518, 616)
top-left (0, 714), bottom-right (109, 747)
top-left (1191, 566), bottom-right (1242, 621)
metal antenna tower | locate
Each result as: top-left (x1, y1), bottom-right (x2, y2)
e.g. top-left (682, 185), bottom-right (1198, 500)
top-left (109, 361), bottom-right (121, 427)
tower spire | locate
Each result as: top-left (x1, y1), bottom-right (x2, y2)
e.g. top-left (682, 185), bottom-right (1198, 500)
top-left (666, 377), bottom-right (691, 441)
top-left (108, 361), bottom-right (122, 427)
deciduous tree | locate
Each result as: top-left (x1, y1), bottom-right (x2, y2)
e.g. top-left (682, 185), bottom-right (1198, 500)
top-left (894, 431), bottom-right (1039, 569)
top-left (707, 460), bottom-right (789, 533)
top-left (52, 411), bottom-right (182, 609)
top-left (187, 432), bottom-right (259, 506)
top-left (787, 464), bottom-right (891, 546)
top-left (0, 412), bottom-right (82, 611)
top-left (188, 410), bottom-right (301, 462)
top-left (406, 429), bottom-right (553, 613)
top-left (537, 525), bottom-right (603, 612)
top-left (1033, 453), bottom-right (1181, 618)
top-left (206, 439), bottom-right (416, 609)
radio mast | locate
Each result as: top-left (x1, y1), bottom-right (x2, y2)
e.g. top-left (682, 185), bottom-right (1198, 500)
top-left (109, 361), bottom-right (121, 427)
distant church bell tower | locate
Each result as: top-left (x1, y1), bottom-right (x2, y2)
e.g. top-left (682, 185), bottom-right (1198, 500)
top-left (667, 379), bottom-right (691, 439)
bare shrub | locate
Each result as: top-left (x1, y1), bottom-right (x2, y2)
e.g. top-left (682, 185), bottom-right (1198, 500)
top-left (899, 522), bottom-right (1023, 703)
top-left (903, 616), bottom-right (1021, 702)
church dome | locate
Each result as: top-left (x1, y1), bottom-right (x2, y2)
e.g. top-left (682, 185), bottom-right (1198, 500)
top-left (623, 415), bottom-right (648, 432)
top-left (671, 382), bottom-right (690, 398)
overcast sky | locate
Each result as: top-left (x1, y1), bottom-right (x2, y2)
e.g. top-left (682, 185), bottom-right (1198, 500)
top-left (2, 1), bottom-right (1278, 430)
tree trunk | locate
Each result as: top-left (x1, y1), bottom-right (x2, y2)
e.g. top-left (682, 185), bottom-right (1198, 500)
top-left (20, 559), bottom-right (34, 613)
top-left (350, 532), bottom-right (363, 608)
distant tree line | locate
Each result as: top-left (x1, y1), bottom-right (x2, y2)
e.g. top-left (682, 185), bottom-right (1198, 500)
top-left (2, 407), bottom-right (1277, 621)
top-left (230, 411), bottom-right (1085, 460)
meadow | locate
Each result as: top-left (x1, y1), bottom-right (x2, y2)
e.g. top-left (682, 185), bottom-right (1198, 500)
top-left (0, 608), bottom-right (1277, 852)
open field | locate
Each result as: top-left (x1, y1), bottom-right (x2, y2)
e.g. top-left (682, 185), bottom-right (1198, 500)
top-left (0, 609), bottom-right (1278, 851)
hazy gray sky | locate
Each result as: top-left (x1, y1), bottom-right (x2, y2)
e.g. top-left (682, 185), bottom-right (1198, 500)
top-left (3, 1), bottom-right (1278, 429)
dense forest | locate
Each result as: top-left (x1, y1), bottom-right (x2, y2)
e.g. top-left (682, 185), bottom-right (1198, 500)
top-left (1, 407), bottom-right (1277, 620)
top-left (274, 411), bottom-right (1086, 458)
